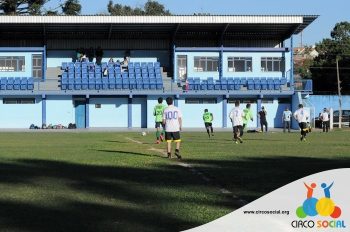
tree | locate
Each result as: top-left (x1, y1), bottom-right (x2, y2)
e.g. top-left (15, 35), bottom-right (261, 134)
top-left (62, 0), bottom-right (81, 15)
top-left (311, 21), bottom-right (350, 94)
top-left (0, 0), bottom-right (46, 15)
top-left (107, 0), bottom-right (171, 16)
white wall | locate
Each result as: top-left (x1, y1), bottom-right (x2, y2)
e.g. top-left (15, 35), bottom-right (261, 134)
top-left (89, 98), bottom-right (128, 127)
top-left (0, 96), bottom-right (42, 128)
top-left (46, 96), bottom-right (74, 126)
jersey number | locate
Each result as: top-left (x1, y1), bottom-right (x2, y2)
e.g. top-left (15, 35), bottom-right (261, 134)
top-left (166, 111), bottom-right (178, 119)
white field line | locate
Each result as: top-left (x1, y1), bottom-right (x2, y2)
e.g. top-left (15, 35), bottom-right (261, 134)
top-left (125, 136), bottom-right (247, 204)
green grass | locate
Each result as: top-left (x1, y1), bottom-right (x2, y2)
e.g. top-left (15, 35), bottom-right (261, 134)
top-left (0, 130), bottom-right (349, 231)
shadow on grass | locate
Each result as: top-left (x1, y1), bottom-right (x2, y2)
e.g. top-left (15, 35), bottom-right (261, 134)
top-left (96, 149), bottom-right (162, 158)
top-left (0, 159), bottom-right (232, 232)
top-left (184, 156), bottom-right (350, 203)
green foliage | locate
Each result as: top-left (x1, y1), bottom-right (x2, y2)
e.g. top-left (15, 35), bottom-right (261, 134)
top-left (0, 0), bottom-right (46, 15)
top-left (61, 0), bottom-right (81, 16)
top-left (108, 0), bottom-right (171, 16)
top-left (311, 21), bottom-right (350, 94)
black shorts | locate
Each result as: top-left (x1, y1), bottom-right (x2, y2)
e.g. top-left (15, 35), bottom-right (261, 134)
top-left (155, 122), bottom-right (165, 129)
top-left (204, 122), bottom-right (212, 127)
top-left (165, 131), bottom-right (181, 142)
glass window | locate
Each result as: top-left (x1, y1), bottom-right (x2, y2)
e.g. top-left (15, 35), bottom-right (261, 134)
top-left (0, 56), bottom-right (25, 72)
top-left (194, 57), bottom-right (219, 72)
top-left (185, 98), bottom-right (217, 104)
top-left (227, 98), bottom-right (256, 104)
top-left (3, 98), bottom-right (35, 104)
top-left (227, 57), bottom-right (252, 72)
top-left (261, 57), bottom-right (285, 72)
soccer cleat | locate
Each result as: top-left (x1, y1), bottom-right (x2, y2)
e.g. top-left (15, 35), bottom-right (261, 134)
top-left (237, 137), bottom-right (243, 143)
top-left (167, 152), bottom-right (172, 159)
top-left (211, 133), bottom-right (214, 136)
top-left (155, 140), bottom-right (160, 144)
top-left (175, 149), bottom-right (182, 159)
top-left (300, 136), bottom-right (303, 141)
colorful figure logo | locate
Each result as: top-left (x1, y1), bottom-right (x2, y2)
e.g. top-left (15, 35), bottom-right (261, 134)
top-left (296, 182), bottom-right (342, 219)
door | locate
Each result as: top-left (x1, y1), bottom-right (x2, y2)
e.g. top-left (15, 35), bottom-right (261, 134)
top-left (75, 100), bottom-right (86, 128)
top-left (177, 55), bottom-right (187, 81)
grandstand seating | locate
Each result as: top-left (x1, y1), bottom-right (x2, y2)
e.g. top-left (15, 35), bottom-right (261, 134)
top-left (0, 77), bottom-right (34, 91)
top-left (184, 77), bottom-right (288, 92)
top-left (60, 61), bottom-right (164, 91)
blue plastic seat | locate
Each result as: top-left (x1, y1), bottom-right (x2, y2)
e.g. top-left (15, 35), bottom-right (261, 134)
top-left (187, 78), bottom-right (194, 90)
top-left (221, 78), bottom-right (227, 90)
top-left (81, 77), bottom-right (88, 90)
top-left (141, 62), bottom-right (147, 69)
top-left (20, 77), bottom-right (28, 90)
top-left (122, 78), bottom-right (129, 89)
top-left (134, 62), bottom-right (140, 69)
top-left (27, 77), bottom-right (34, 90)
top-left (68, 77), bottom-right (74, 90)
top-left (240, 77), bottom-right (247, 87)
top-left (227, 78), bottom-right (234, 90)
top-left (122, 73), bottom-right (128, 79)
top-left (247, 78), bottom-right (254, 90)
top-left (95, 78), bottom-right (102, 90)
top-left (267, 78), bottom-right (274, 90)
top-left (136, 78), bottom-right (143, 89)
top-left (143, 78), bottom-right (150, 89)
top-left (274, 78), bottom-right (281, 90)
top-left (254, 78), bottom-right (261, 90)
top-left (141, 68), bottom-right (148, 74)
top-left (136, 73), bottom-right (142, 79)
top-left (102, 77), bottom-right (108, 89)
top-left (75, 78), bottom-right (82, 90)
top-left (260, 78), bottom-right (267, 90)
top-left (156, 78), bottom-right (163, 90)
top-left (214, 80), bottom-right (221, 90)
top-left (194, 77), bottom-right (200, 90)
top-left (150, 78), bottom-right (156, 89)
top-left (75, 72), bottom-right (81, 78)
top-left (88, 78), bottom-right (95, 90)
top-left (129, 78), bottom-right (136, 89)
top-left (149, 73), bottom-right (155, 78)
top-left (233, 79), bottom-right (241, 90)
top-left (155, 67), bottom-right (161, 74)
top-left (142, 73), bottom-right (149, 79)
top-left (154, 62), bottom-right (160, 68)
top-left (280, 77), bottom-right (287, 85)
top-left (61, 77), bottom-right (68, 90)
top-left (207, 77), bottom-right (214, 90)
top-left (108, 77), bottom-right (115, 89)
top-left (61, 62), bottom-right (67, 70)
top-left (115, 77), bottom-right (122, 89)
top-left (0, 78), bottom-right (6, 90)
top-left (13, 77), bottom-right (21, 90)
top-left (201, 80), bottom-right (208, 90)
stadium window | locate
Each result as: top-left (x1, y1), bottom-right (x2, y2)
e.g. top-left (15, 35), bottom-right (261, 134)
top-left (185, 98), bottom-right (217, 104)
top-left (95, 104), bottom-right (101, 108)
top-left (227, 57), bottom-right (252, 72)
top-left (3, 98), bottom-right (35, 104)
top-left (262, 99), bottom-right (273, 104)
top-left (0, 56), bottom-right (25, 72)
top-left (278, 98), bottom-right (290, 104)
top-left (194, 57), bottom-right (219, 72)
top-left (32, 54), bottom-right (42, 78)
top-left (261, 57), bottom-right (285, 72)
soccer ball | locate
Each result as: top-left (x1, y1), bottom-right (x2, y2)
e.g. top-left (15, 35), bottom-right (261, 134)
top-left (142, 131), bottom-right (147, 136)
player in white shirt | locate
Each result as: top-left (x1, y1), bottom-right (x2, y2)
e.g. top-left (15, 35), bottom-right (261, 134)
top-left (229, 100), bottom-right (245, 144)
top-left (293, 104), bottom-right (310, 141)
top-left (163, 97), bottom-right (182, 159)
top-left (320, 108), bottom-right (330, 133)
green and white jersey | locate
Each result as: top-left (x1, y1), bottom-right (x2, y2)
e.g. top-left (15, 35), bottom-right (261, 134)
top-left (154, 104), bottom-right (166, 122)
top-left (203, 112), bottom-right (213, 123)
top-left (243, 108), bottom-right (253, 124)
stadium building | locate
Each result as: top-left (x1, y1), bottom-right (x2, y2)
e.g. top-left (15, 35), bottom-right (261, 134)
top-left (0, 15), bottom-right (317, 129)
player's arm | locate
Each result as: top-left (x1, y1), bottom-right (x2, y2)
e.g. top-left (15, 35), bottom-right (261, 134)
top-left (178, 117), bottom-right (182, 131)
top-left (211, 113), bottom-right (214, 121)
top-left (153, 107), bottom-right (156, 116)
top-left (229, 110), bottom-right (233, 122)
top-left (162, 111), bottom-right (166, 125)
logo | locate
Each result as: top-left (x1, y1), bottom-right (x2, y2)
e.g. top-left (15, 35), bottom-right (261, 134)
top-left (291, 181), bottom-right (346, 229)
top-left (296, 182), bottom-right (341, 219)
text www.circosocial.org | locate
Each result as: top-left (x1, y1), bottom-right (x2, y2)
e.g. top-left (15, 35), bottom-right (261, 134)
top-left (243, 210), bottom-right (290, 215)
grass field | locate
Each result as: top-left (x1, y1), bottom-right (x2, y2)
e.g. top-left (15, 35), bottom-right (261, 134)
top-left (0, 130), bottom-right (349, 232)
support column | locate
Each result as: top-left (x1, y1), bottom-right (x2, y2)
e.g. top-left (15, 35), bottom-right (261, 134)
top-left (290, 36), bottom-right (294, 90)
top-left (257, 97), bottom-right (262, 128)
top-left (219, 45), bottom-right (224, 80)
top-left (85, 95), bottom-right (89, 128)
top-left (128, 95), bottom-right (132, 128)
top-left (43, 45), bottom-right (46, 81)
top-left (174, 94), bottom-right (179, 107)
top-left (173, 44), bottom-right (176, 83)
top-left (222, 95), bottom-right (227, 128)
top-left (42, 94), bottom-right (46, 126)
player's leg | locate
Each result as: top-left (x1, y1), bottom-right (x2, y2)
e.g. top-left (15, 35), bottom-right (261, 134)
top-left (265, 121), bottom-right (268, 132)
top-left (326, 121), bottom-right (330, 132)
top-left (287, 121), bottom-right (291, 132)
top-left (205, 123), bottom-right (210, 138)
top-left (210, 123), bottom-right (214, 136)
top-left (165, 132), bottom-right (172, 158)
top-left (237, 125), bottom-right (243, 143)
top-left (233, 126), bottom-right (239, 143)
top-left (260, 122), bottom-right (263, 132)
top-left (160, 123), bottom-right (165, 141)
top-left (283, 121), bottom-right (286, 133)
top-left (174, 132), bottom-right (182, 159)
top-left (155, 122), bottom-right (161, 144)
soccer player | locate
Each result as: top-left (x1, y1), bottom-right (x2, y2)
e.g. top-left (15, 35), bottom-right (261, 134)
top-left (153, 97), bottom-right (166, 144)
top-left (293, 104), bottom-right (310, 141)
top-left (163, 97), bottom-right (182, 159)
top-left (203, 109), bottom-right (214, 138)
top-left (320, 108), bottom-right (330, 132)
top-left (242, 103), bottom-right (253, 136)
top-left (258, 106), bottom-right (268, 132)
top-left (229, 100), bottom-right (245, 144)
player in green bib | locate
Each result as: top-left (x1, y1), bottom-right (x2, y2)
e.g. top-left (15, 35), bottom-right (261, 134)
top-left (153, 97), bottom-right (166, 144)
top-left (242, 103), bottom-right (253, 136)
top-left (203, 109), bottom-right (214, 138)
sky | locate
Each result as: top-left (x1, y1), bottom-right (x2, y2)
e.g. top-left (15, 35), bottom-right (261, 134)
top-left (46, 0), bottom-right (350, 46)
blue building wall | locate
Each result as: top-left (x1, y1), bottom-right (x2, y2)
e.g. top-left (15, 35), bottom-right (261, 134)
top-left (46, 96), bottom-right (74, 125)
top-left (132, 97), bottom-right (147, 128)
top-left (0, 96), bottom-right (42, 128)
top-left (308, 95), bottom-right (350, 116)
top-left (89, 98), bottom-right (128, 127)
top-left (177, 96), bottom-right (223, 128)
top-left (0, 52), bottom-right (41, 77)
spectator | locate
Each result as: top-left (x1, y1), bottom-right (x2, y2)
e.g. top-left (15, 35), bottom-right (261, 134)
top-left (321, 108), bottom-right (330, 132)
top-left (81, 53), bottom-right (87, 62)
top-left (120, 56), bottom-right (129, 72)
top-left (108, 57), bottom-right (114, 63)
top-left (95, 46), bottom-right (104, 65)
top-left (258, 106), bottom-right (268, 132)
top-left (282, 107), bottom-right (292, 133)
top-left (87, 47), bottom-right (94, 62)
top-left (294, 104), bottom-right (310, 141)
